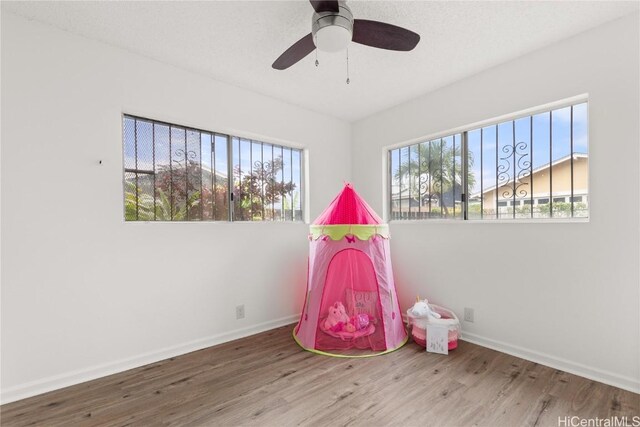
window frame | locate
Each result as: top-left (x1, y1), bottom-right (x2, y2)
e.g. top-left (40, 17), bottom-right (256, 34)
top-left (385, 95), bottom-right (589, 223)
top-left (122, 114), bottom-right (305, 223)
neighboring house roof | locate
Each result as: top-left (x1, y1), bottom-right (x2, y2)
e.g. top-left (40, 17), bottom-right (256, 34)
top-left (390, 186), bottom-right (440, 202)
top-left (124, 163), bottom-right (229, 181)
top-left (390, 186), bottom-right (409, 201)
top-left (471, 153), bottom-right (587, 198)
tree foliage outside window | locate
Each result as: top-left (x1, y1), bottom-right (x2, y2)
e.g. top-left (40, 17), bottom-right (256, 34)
top-left (390, 134), bottom-right (469, 220)
top-left (123, 116), bottom-right (303, 222)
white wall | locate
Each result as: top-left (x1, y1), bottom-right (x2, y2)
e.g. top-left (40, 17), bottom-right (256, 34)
top-left (2, 10), bottom-right (639, 404)
top-left (352, 13), bottom-right (639, 392)
top-left (0, 12), bottom-right (351, 403)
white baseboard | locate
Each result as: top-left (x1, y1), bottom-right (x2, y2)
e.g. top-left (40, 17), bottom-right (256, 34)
top-left (401, 314), bottom-right (638, 393)
top-left (1, 314), bottom-right (300, 405)
top-left (460, 331), bottom-right (639, 394)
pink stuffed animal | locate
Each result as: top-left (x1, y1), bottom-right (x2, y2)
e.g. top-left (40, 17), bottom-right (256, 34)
top-left (324, 302), bottom-right (349, 332)
top-left (342, 314), bottom-right (371, 333)
top-left (350, 313), bottom-right (371, 330)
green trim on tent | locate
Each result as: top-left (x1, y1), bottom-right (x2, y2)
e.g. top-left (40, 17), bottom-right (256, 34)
top-left (309, 224), bottom-right (390, 241)
top-left (292, 327), bottom-right (408, 358)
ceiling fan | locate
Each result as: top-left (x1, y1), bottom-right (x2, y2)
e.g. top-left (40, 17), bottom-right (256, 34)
top-left (272, 0), bottom-right (420, 70)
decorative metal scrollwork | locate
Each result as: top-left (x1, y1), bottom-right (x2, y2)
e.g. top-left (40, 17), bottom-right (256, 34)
top-left (498, 141), bottom-right (531, 200)
top-left (418, 158), bottom-right (429, 196)
top-left (172, 148), bottom-right (197, 168)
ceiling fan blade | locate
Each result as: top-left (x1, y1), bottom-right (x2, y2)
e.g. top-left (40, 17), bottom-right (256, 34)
top-left (309, 0), bottom-right (339, 13)
top-left (272, 33), bottom-right (316, 70)
top-left (352, 19), bottom-right (420, 51)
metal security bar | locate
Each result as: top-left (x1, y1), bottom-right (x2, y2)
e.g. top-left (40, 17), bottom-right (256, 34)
top-left (230, 137), bottom-right (302, 221)
top-left (389, 101), bottom-right (589, 221)
top-left (389, 134), bottom-right (463, 220)
top-left (123, 115), bottom-right (303, 222)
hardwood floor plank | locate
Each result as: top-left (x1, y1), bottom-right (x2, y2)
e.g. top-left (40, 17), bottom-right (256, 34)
top-left (2, 325), bottom-right (638, 426)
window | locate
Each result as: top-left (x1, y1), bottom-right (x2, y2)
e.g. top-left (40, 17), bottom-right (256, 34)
top-left (389, 134), bottom-right (463, 219)
top-left (123, 115), bottom-right (303, 222)
top-left (231, 137), bottom-right (303, 221)
top-left (389, 101), bottom-right (588, 220)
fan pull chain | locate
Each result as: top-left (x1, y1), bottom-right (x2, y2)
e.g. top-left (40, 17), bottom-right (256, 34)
top-left (346, 48), bottom-right (350, 84)
top-left (315, 50), bottom-right (319, 67)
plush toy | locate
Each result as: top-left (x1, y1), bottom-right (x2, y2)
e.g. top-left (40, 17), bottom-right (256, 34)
top-left (325, 302), bottom-right (374, 334)
top-left (324, 302), bottom-right (350, 331)
top-left (338, 314), bottom-right (371, 333)
top-left (330, 322), bottom-right (346, 332)
top-left (350, 313), bottom-right (371, 330)
top-left (410, 297), bottom-right (441, 319)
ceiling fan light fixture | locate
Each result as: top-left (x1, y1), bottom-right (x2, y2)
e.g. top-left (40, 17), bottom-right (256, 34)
top-left (311, 3), bottom-right (353, 52)
top-left (314, 25), bottom-right (351, 52)
top-left (272, 1), bottom-right (420, 70)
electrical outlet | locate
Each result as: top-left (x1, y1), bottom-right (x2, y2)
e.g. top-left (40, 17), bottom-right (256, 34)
top-left (236, 305), bottom-right (245, 320)
top-left (464, 307), bottom-right (474, 323)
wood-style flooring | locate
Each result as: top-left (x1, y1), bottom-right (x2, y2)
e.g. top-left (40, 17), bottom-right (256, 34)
top-left (1, 325), bottom-right (638, 426)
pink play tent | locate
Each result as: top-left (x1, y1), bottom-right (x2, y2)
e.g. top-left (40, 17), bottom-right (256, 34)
top-left (293, 184), bottom-right (407, 357)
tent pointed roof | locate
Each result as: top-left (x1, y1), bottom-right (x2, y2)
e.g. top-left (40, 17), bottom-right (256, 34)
top-left (313, 183), bottom-right (383, 225)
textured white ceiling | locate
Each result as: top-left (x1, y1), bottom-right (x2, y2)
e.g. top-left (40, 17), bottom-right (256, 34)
top-left (3, 1), bottom-right (638, 122)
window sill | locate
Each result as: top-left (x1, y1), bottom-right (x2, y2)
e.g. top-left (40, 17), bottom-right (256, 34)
top-left (123, 220), bottom-right (308, 225)
top-left (388, 218), bottom-right (590, 225)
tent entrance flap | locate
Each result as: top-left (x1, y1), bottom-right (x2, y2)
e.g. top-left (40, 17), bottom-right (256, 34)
top-left (315, 249), bottom-right (386, 352)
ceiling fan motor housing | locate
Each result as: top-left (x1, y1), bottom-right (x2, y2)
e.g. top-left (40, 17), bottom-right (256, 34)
top-left (312, 3), bottom-right (353, 52)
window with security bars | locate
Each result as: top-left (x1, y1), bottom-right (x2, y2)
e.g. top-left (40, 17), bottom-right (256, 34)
top-left (231, 137), bottom-right (303, 221)
top-left (389, 134), bottom-right (464, 220)
top-left (123, 115), bottom-right (303, 222)
top-left (389, 101), bottom-right (588, 220)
